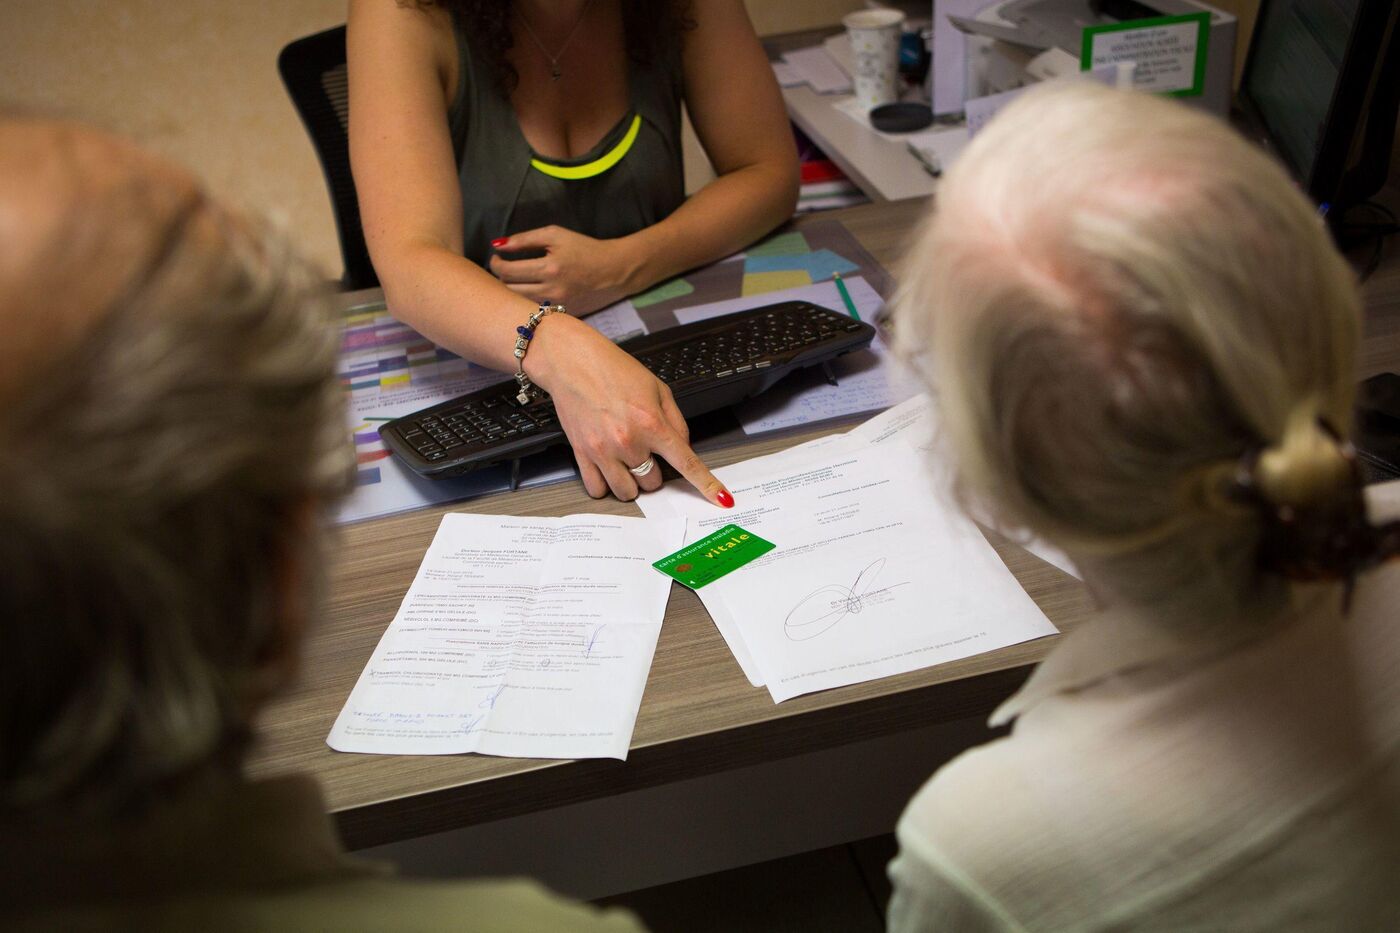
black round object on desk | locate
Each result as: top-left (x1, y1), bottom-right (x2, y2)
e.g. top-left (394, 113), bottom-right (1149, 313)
top-left (869, 102), bottom-right (934, 133)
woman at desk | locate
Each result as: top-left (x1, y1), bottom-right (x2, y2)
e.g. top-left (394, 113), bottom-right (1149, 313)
top-left (347, 0), bottom-right (798, 504)
top-left (888, 83), bottom-right (1400, 929)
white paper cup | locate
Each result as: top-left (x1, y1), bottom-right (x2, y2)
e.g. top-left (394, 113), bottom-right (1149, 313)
top-left (844, 8), bottom-right (905, 111)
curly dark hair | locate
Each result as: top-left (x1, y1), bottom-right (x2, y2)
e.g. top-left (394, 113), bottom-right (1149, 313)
top-left (404, 0), bottom-right (695, 97)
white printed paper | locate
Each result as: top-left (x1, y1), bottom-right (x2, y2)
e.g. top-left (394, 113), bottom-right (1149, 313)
top-left (586, 300), bottom-right (647, 343)
top-left (641, 395), bottom-right (1075, 690)
top-left (641, 420), bottom-right (1057, 701)
top-left (1084, 15), bottom-right (1207, 95)
top-left (783, 46), bottom-right (854, 94)
top-left (772, 60), bottom-right (803, 87)
top-left (328, 513), bottom-right (684, 759)
top-left (844, 396), bottom-right (1080, 579)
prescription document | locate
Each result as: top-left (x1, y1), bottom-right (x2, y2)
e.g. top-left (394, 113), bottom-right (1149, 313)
top-left (328, 513), bottom-right (683, 759)
top-left (641, 398), bottom-right (1058, 701)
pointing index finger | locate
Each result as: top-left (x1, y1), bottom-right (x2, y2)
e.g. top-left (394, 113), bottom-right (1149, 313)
top-left (652, 427), bottom-right (733, 509)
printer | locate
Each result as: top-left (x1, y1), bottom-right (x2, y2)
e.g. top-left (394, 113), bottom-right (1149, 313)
top-left (948, 0), bottom-right (1237, 117)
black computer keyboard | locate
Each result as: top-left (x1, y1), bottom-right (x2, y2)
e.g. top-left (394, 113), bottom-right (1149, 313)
top-left (380, 300), bottom-right (876, 478)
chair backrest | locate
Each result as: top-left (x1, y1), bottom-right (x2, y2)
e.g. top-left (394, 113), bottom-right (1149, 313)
top-left (278, 25), bottom-right (378, 291)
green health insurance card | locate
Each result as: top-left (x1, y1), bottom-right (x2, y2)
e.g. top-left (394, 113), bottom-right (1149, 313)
top-left (653, 524), bottom-right (775, 590)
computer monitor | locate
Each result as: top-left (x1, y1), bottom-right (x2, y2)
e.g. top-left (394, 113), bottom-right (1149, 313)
top-left (1238, 0), bottom-right (1400, 218)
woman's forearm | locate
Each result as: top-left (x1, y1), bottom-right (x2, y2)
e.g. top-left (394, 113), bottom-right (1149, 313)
top-left (376, 240), bottom-right (543, 374)
top-left (619, 158), bottom-right (799, 294)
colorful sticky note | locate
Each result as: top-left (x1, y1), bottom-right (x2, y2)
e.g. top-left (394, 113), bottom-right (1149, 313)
top-left (743, 248), bottom-right (859, 281)
top-left (801, 249), bottom-right (860, 280)
top-left (741, 269), bottom-right (813, 296)
top-left (748, 231), bottom-right (811, 258)
top-left (631, 277), bottom-right (696, 309)
top-left (743, 254), bottom-right (807, 275)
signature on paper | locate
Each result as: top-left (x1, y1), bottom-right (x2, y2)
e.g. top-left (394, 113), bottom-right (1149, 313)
top-left (783, 558), bottom-right (908, 642)
top-left (478, 683), bottom-right (507, 710)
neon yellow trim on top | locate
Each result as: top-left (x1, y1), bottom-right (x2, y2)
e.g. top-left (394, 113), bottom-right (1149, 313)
top-left (530, 114), bottom-right (642, 180)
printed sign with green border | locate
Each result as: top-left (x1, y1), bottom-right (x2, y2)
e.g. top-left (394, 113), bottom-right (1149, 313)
top-left (1081, 11), bottom-right (1210, 98)
top-left (653, 523), bottom-right (775, 590)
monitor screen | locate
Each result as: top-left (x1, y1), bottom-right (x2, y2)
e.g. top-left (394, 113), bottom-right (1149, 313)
top-left (1242, 0), bottom-right (1360, 187)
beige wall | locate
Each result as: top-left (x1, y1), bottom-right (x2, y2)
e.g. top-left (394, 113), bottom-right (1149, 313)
top-left (0, 1), bottom-right (860, 280)
top-left (0, 1), bottom-right (348, 273)
top-left (745, 0), bottom-right (865, 36)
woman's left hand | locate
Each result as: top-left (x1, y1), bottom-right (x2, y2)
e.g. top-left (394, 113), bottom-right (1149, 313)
top-left (489, 225), bottom-right (637, 316)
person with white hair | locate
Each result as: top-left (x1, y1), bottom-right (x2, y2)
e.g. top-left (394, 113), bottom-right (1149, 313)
top-left (0, 115), bottom-right (643, 931)
top-left (887, 81), bottom-right (1400, 931)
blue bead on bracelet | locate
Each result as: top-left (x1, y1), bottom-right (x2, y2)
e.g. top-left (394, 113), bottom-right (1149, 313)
top-left (513, 300), bottom-right (563, 404)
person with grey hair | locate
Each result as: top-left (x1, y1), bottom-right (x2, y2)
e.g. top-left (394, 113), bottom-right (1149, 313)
top-left (887, 82), bottom-right (1400, 931)
top-left (0, 116), bottom-right (643, 931)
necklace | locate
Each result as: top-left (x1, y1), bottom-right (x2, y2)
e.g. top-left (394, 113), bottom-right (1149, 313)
top-left (517, 0), bottom-right (594, 81)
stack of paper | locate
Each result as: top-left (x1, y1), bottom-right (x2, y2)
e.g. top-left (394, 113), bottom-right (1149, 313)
top-left (773, 46), bottom-right (853, 94)
top-left (640, 396), bottom-right (1066, 702)
top-left (328, 513), bottom-right (683, 759)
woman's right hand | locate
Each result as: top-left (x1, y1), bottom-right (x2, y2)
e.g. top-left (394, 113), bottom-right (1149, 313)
top-left (528, 313), bottom-right (734, 507)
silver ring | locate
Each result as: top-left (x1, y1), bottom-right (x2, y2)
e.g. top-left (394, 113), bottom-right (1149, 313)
top-left (628, 456), bottom-right (656, 478)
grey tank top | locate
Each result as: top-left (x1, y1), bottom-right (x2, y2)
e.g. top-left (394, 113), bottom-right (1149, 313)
top-left (448, 21), bottom-right (687, 268)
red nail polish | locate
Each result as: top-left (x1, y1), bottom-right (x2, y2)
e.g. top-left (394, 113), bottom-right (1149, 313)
top-left (491, 237), bottom-right (509, 248)
top-left (717, 489), bottom-right (734, 508)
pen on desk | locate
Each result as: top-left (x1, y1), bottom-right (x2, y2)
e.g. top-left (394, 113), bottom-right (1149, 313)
top-left (833, 272), bottom-right (861, 322)
top-left (906, 141), bottom-right (942, 178)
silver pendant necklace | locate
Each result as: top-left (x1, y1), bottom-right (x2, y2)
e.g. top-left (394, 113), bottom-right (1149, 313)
top-left (518, 0), bottom-right (595, 80)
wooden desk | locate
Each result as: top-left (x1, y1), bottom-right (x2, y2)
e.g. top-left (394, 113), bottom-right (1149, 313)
top-left (247, 194), bottom-right (1400, 852)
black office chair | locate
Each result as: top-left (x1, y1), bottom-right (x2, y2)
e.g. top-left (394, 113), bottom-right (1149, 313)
top-left (279, 25), bottom-right (377, 291)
